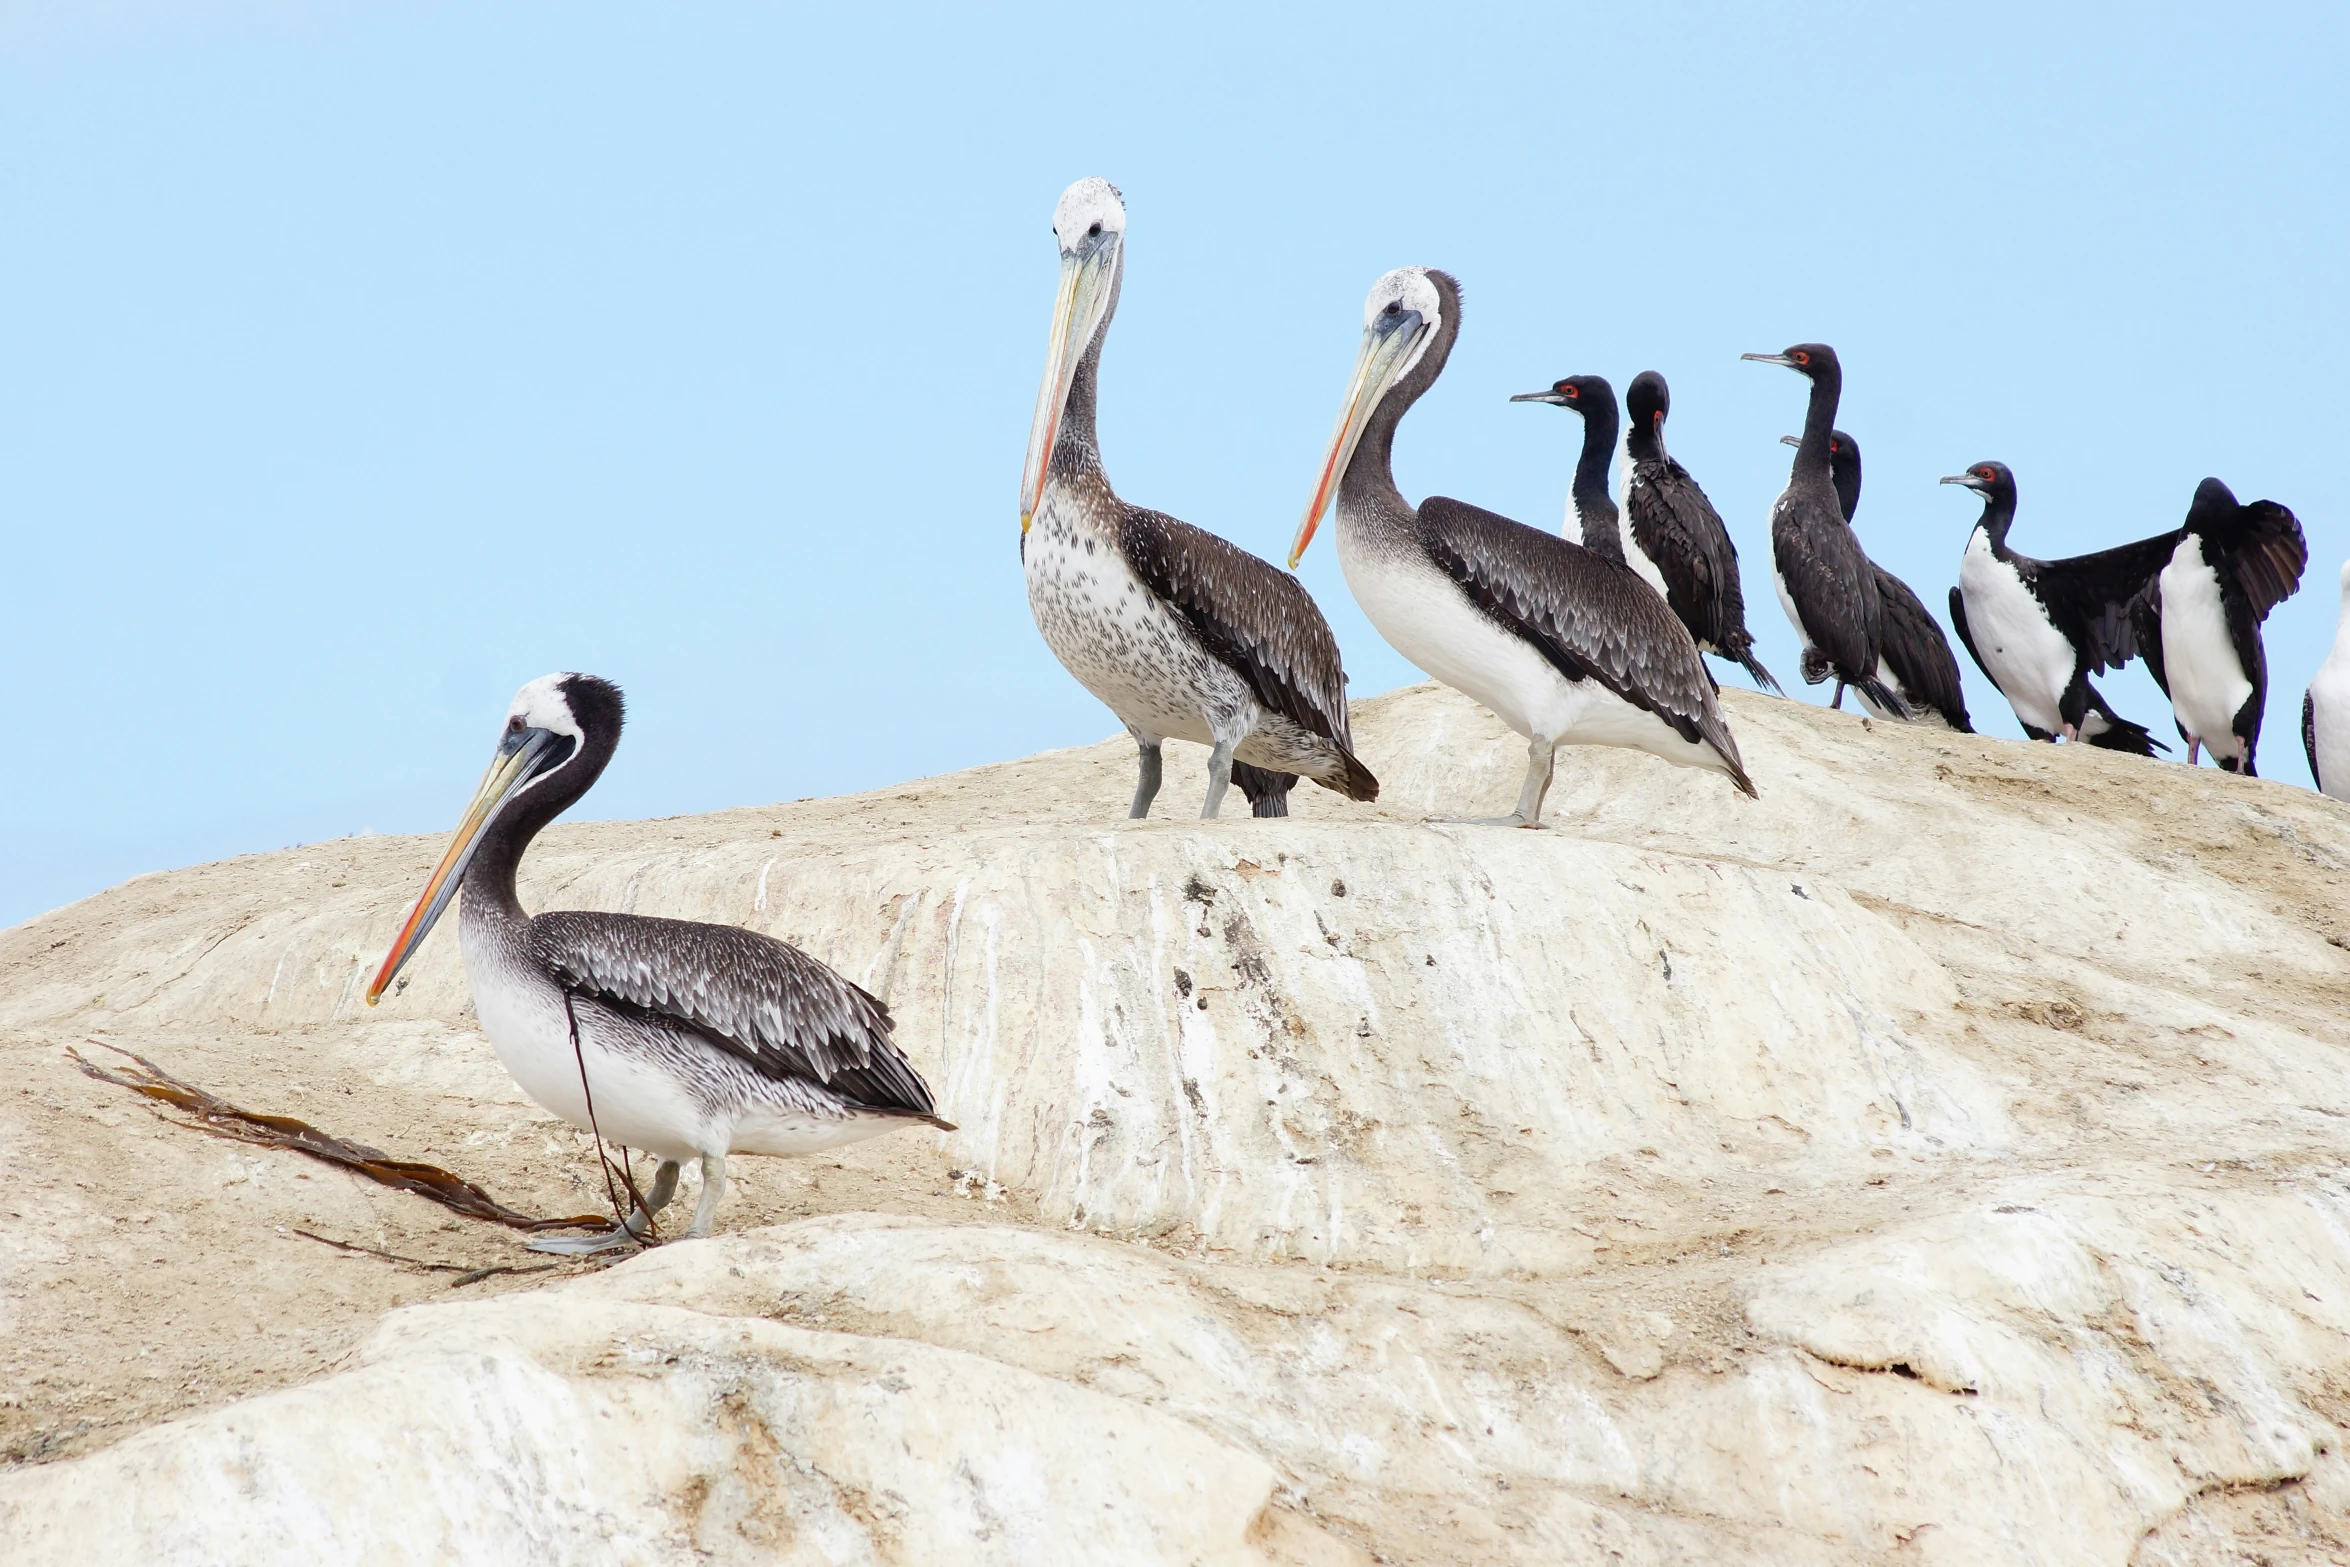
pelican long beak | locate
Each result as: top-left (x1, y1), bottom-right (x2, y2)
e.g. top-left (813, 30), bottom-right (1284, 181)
top-left (365, 727), bottom-right (561, 1005)
top-left (1291, 310), bottom-right (1427, 568)
top-left (1019, 238), bottom-right (1119, 532)
top-left (1742, 352), bottom-right (1796, 368)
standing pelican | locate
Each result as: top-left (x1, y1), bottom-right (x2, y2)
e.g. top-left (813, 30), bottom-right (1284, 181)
top-left (1290, 267), bottom-right (1753, 828)
top-left (1020, 177), bottom-right (1376, 819)
top-left (367, 674), bottom-right (951, 1252)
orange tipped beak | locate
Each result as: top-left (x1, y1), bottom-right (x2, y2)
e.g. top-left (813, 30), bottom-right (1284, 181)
top-left (1020, 241), bottom-right (1115, 532)
top-left (1292, 317), bottom-right (1416, 569)
top-left (365, 730), bottom-right (554, 1005)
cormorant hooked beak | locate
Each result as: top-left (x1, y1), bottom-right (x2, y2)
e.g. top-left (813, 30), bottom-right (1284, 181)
top-left (1510, 389), bottom-right (1571, 405)
top-left (1779, 434), bottom-right (1801, 448)
top-left (365, 724), bottom-right (568, 1005)
top-left (1741, 352), bottom-right (1797, 369)
top-left (1940, 472), bottom-right (1992, 493)
top-left (1291, 305), bottom-right (1430, 568)
top-left (1019, 231), bottom-right (1120, 532)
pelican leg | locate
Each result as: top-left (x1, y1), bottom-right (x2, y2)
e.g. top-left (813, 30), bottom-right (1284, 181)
top-left (525, 1157), bottom-right (682, 1255)
top-left (1128, 734), bottom-right (1163, 819)
top-left (1438, 735), bottom-right (1556, 829)
top-left (1200, 723), bottom-right (1242, 820)
top-left (2187, 736), bottom-right (2202, 766)
top-left (683, 1152), bottom-right (728, 1240)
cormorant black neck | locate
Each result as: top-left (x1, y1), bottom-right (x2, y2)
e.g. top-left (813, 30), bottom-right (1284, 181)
top-left (1827, 431), bottom-right (1863, 527)
top-left (1789, 354), bottom-right (1844, 502)
top-left (1623, 372), bottom-right (1668, 466)
top-left (1569, 384), bottom-right (1623, 561)
top-left (2182, 476), bottom-right (2239, 539)
top-left (463, 696), bottom-right (622, 923)
top-left (1339, 271), bottom-right (1463, 521)
top-left (1975, 475), bottom-right (2017, 554)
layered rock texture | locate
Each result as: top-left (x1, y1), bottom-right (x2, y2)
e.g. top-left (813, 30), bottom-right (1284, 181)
top-left (3, 685), bottom-right (2348, 1563)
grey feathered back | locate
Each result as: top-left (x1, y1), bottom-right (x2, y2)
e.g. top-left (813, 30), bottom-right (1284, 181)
top-left (1120, 504), bottom-right (1377, 798)
top-left (1418, 495), bottom-right (1755, 796)
top-left (528, 910), bottom-right (942, 1119)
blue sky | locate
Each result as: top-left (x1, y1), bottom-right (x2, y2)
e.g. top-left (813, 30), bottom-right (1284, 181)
top-left (3, 2), bottom-right (2343, 927)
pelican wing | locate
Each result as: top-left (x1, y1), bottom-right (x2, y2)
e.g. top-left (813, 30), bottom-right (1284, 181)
top-left (1122, 506), bottom-right (1376, 797)
top-left (1418, 495), bottom-right (1753, 794)
top-left (528, 910), bottom-right (941, 1117)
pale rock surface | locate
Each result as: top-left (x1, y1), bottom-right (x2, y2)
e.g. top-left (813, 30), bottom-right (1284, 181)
top-left (3, 685), bottom-right (2349, 1564)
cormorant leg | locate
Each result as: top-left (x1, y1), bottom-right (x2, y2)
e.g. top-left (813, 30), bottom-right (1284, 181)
top-left (684, 1152), bottom-right (728, 1240)
top-left (1830, 683), bottom-right (1847, 711)
top-left (2186, 736), bottom-right (2202, 766)
top-left (1437, 735), bottom-right (1555, 828)
top-left (1129, 735), bottom-right (1163, 820)
top-left (2061, 724), bottom-right (2079, 743)
top-left (524, 1156), bottom-right (683, 1254)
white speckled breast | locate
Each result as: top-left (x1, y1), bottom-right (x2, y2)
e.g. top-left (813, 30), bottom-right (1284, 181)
top-left (1024, 478), bottom-right (1254, 748)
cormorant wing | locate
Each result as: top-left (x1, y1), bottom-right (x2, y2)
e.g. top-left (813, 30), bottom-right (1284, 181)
top-left (1624, 458), bottom-right (1744, 649)
top-left (2131, 579), bottom-right (2170, 697)
top-left (1874, 567), bottom-right (1971, 731)
top-left (1120, 506), bottom-right (1367, 768)
top-left (1417, 495), bottom-right (1749, 796)
top-left (2215, 499), bottom-right (2307, 624)
top-left (528, 911), bottom-right (940, 1116)
top-left (1947, 585), bottom-right (1989, 682)
top-left (2030, 529), bottom-right (2181, 673)
top-left (2306, 690), bottom-right (2322, 792)
top-left (1770, 493), bottom-right (1883, 687)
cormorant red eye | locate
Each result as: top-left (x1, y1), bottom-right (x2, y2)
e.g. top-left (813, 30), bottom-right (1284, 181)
top-left (1793, 351), bottom-right (1810, 365)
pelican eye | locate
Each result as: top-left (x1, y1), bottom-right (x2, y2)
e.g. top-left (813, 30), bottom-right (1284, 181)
top-left (1087, 221), bottom-right (1101, 237)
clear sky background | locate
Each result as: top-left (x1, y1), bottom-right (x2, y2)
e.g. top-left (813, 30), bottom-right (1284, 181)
top-left (3, 2), bottom-right (2344, 929)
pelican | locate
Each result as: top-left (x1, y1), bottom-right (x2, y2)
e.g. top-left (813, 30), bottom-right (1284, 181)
top-left (1290, 267), bottom-right (1754, 828)
top-left (366, 674), bottom-right (951, 1252)
top-left (1020, 177), bottom-right (1377, 819)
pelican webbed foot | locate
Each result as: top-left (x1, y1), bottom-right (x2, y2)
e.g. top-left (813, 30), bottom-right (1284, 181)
top-left (525, 1157), bottom-right (679, 1254)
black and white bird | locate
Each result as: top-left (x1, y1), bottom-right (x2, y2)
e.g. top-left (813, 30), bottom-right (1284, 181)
top-left (1515, 371), bottom-right (1780, 694)
top-left (1940, 460), bottom-right (2167, 755)
top-left (1742, 344), bottom-right (1905, 716)
top-left (2307, 559), bottom-right (2350, 800)
top-left (2131, 477), bottom-right (2308, 774)
top-left (1769, 430), bottom-right (1969, 730)
top-left (1021, 177), bottom-right (1376, 820)
top-left (367, 674), bottom-right (951, 1252)
top-left (1289, 267), bottom-right (1753, 828)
